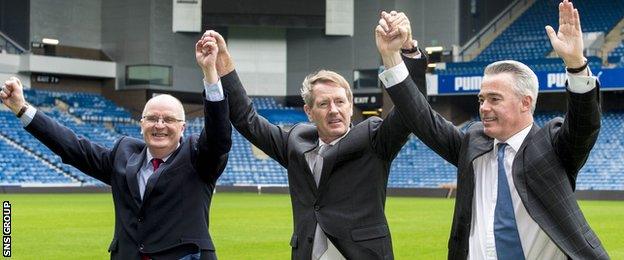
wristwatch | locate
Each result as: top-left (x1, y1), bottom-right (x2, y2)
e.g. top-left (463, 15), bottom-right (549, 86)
top-left (401, 40), bottom-right (419, 54)
top-left (566, 59), bottom-right (588, 74)
top-left (16, 104), bottom-right (29, 118)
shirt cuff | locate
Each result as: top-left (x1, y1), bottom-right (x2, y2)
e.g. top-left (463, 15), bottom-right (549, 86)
top-left (379, 61), bottom-right (409, 88)
top-left (20, 106), bottom-right (37, 126)
top-left (567, 67), bottom-right (597, 94)
top-left (402, 51), bottom-right (422, 59)
top-left (203, 79), bottom-right (225, 101)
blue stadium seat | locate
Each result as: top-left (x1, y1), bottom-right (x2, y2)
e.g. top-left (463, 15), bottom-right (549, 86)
top-left (438, 0), bottom-right (624, 74)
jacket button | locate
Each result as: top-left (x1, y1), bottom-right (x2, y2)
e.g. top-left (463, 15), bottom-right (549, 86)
top-left (314, 205), bottom-right (320, 211)
top-left (139, 244), bottom-right (144, 250)
top-left (138, 217), bottom-right (143, 222)
top-left (307, 237), bottom-right (313, 243)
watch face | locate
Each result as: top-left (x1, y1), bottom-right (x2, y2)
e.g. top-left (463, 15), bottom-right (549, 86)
top-left (401, 47), bottom-right (418, 54)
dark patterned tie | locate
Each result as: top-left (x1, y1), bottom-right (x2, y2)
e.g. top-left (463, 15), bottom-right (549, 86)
top-left (494, 143), bottom-right (525, 259)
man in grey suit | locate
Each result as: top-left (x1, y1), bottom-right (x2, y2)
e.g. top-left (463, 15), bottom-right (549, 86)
top-left (377, 1), bottom-right (608, 259)
top-left (195, 28), bottom-right (426, 259)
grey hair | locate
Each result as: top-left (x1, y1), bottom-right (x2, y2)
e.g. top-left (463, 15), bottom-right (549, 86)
top-left (301, 70), bottom-right (353, 107)
top-left (484, 60), bottom-right (539, 113)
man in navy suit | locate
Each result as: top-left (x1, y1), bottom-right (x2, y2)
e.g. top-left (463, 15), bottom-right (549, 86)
top-left (1, 36), bottom-right (231, 259)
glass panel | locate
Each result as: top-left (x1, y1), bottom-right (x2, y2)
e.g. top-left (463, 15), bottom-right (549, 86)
top-left (353, 68), bottom-right (380, 89)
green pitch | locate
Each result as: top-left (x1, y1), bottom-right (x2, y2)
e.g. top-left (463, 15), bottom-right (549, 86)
top-left (2, 193), bottom-right (623, 259)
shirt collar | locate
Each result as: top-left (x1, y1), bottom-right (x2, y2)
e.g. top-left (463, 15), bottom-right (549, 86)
top-left (318, 127), bottom-right (351, 147)
top-left (146, 142), bottom-right (180, 164)
top-left (493, 123), bottom-right (533, 153)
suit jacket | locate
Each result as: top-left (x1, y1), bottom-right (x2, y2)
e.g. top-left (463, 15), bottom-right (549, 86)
top-left (25, 98), bottom-right (232, 260)
top-left (386, 57), bottom-right (609, 259)
top-left (220, 59), bottom-right (426, 260)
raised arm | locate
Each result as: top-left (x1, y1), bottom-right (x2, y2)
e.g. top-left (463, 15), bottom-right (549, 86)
top-left (1, 77), bottom-right (115, 184)
top-left (545, 0), bottom-right (601, 176)
top-left (375, 11), bottom-right (463, 166)
top-left (195, 31), bottom-right (290, 167)
top-left (193, 35), bottom-right (232, 182)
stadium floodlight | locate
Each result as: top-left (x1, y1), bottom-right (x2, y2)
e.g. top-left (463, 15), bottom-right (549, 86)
top-left (42, 38), bottom-right (59, 45)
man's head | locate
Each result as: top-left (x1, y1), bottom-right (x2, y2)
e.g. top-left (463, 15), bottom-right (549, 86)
top-left (140, 94), bottom-right (186, 158)
top-left (301, 70), bottom-right (354, 144)
top-left (479, 60), bottom-right (538, 141)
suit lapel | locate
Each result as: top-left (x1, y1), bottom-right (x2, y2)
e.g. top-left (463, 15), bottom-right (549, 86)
top-left (125, 148), bottom-right (146, 207)
top-left (512, 124), bottom-right (539, 205)
top-left (317, 143), bottom-right (338, 189)
top-left (467, 133), bottom-right (494, 163)
top-left (299, 140), bottom-right (320, 196)
top-left (295, 126), bottom-right (321, 196)
top-left (142, 142), bottom-right (184, 203)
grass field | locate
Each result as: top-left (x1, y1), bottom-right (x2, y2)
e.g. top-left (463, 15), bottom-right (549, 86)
top-left (2, 192), bottom-right (623, 259)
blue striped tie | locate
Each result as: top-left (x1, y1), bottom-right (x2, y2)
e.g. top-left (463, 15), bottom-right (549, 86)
top-left (494, 143), bottom-right (525, 260)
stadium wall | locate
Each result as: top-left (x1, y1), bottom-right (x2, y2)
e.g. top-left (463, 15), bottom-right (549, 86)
top-left (395, 0), bottom-right (460, 50)
top-left (31, 77), bottom-right (106, 94)
top-left (0, 0), bottom-right (29, 49)
top-left (2, 186), bottom-right (623, 201)
top-left (102, 87), bottom-right (147, 117)
top-left (285, 0), bottom-right (460, 99)
top-left (228, 27), bottom-right (287, 96)
top-left (30, 0), bottom-right (102, 49)
top-left (459, 0), bottom-right (515, 45)
top-left (102, 0), bottom-right (204, 94)
top-left (603, 92), bottom-right (624, 111)
top-left (148, 0), bottom-right (205, 93)
top-left (101, 0), bottom-right (150, 92)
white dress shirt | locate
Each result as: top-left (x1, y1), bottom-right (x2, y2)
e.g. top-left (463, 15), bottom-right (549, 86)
top-left (469, 125), bottom-right (565, 260)
top-left (380, 61), bottom-right (597, 259)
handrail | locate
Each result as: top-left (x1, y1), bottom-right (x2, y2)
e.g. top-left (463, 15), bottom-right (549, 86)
top-left (0, 30), bottom-right (27, 53)
top-left (458, 0), bottom-right (534, 61)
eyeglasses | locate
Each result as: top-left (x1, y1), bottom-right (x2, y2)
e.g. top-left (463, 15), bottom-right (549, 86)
top-left (141, 115), bottom-right (184, 125)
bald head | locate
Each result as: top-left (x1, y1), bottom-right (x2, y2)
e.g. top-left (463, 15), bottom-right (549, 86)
top-left (142, 94), bottom-right (185, 121)
top-left (140, 94), bottom-right (186, 159)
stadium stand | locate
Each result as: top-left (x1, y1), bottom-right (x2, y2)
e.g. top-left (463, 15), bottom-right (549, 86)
top-left (437, 57), bottom-right (602, 76)
top-left (2, 0), bottom-right (623, 191)
top-left (0, 31), bottom-right (25, 55)
top-left (476, 0), bottom-right (624, 62)
top-left (0, 90), bottom-right (121, 186)
top-left (1, 89), bottom-right (623, 190)
top-left (0, 123), bottom-right (73, 184)
top-left (23, 89), bottom-right (133, 123)
top-left (439, 0), bottom-right (624, 75)
top-left (607, 40), bottom-right (624, 66)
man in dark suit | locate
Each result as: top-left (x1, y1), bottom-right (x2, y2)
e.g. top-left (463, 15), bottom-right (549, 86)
top-left (1, 37), bottom-right (231, 259)
top-left (195, 28), bottom-right (426, 259)
top-left (377, 2), bottom-right (609, 259)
